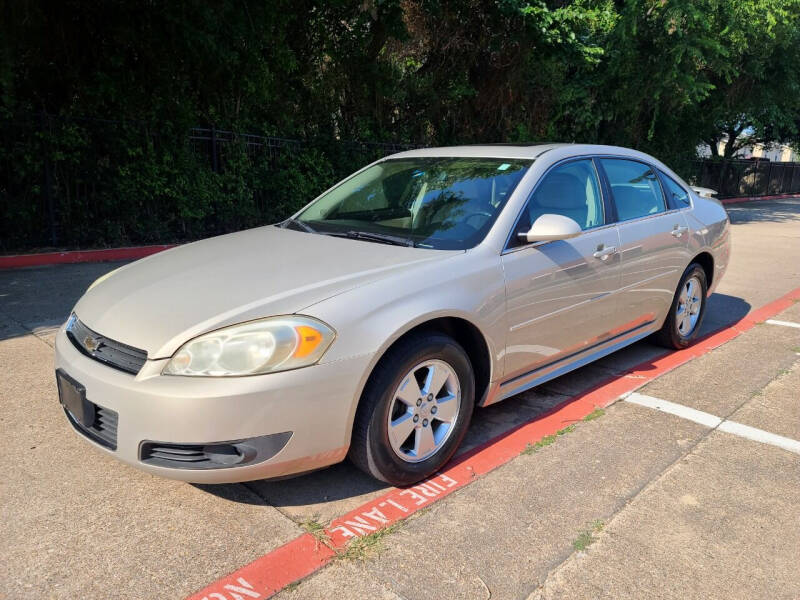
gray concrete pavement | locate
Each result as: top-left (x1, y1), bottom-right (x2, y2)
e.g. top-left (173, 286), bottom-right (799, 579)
top-left (528, 428), bottom-right (800, 600)
top-left (1, 198), bottom-right (799, 599)
top-left (728, 356), bottom-right (800, 441)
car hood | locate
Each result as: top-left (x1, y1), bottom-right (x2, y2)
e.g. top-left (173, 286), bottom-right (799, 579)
top-left (74, 226), bottom-right (455, 358)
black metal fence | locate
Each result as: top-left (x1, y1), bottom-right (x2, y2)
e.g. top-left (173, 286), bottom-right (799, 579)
top-left (188, 127), bottom-right (303, 172)
top-left (689, 159), bottom-right (800, 198)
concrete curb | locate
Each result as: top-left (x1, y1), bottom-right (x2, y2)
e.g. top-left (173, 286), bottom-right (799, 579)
top-left (2, 193), bottom-right (797, 270)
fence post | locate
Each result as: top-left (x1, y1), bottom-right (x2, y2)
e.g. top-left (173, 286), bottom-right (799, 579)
top-left (735, 162), bottom-right (743, 196)
top-left (718, 160), bottom-right (728, 196)
top-left (211, 126), bottom-right (219, 173)
top-left (40, 111), bottom-right (58, 247)
top-left (766, 161), bottom-right (774, 196)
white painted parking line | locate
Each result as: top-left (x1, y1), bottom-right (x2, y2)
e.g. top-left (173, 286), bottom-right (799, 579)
top-left (765, 319), bottom-right (800, 329)
top-left (717, 421), bottom-right (800, 454)
top-left (624, 392), bottom-right (800, 455)
top-left (624, 393), bottom-right (722, 428)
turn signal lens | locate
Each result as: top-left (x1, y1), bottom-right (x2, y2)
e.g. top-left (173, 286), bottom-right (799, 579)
top-left (163, 316), bottom-right (335, 377)
top-left (293, 325), bottom-right (324, 359)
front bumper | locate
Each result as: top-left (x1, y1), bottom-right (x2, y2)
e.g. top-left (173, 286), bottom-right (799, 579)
top-left (54, 325), bottom-right (373, 483)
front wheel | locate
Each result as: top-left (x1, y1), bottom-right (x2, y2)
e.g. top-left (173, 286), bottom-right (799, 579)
top-left (349, 332), bottom-right (475, 486)
top-left (654, 263), bottom-right (708, 349)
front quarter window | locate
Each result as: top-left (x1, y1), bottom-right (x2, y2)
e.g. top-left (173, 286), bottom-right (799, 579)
top-left (295, 157), bottom-right (532, 250)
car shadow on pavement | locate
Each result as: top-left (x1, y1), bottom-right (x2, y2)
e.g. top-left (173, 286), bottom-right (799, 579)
top-left (701, 293), bottom-right (751, 334)
top-left (194, 460), bottom-right (389, 509)
top-left (193, 293), bottom-right (751, 518)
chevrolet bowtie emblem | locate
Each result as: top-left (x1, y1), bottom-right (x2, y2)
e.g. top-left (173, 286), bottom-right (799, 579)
top-left (83, 335), bottom-right (100, 352)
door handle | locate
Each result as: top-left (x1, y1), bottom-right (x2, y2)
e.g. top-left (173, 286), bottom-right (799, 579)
top-left (593, 246), bottom-right (617, 260)
top-left (671, 225), bottom-right (689, 237)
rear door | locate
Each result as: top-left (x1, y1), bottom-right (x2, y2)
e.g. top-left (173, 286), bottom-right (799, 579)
top-left (597, 158), bottom-right (692, 328)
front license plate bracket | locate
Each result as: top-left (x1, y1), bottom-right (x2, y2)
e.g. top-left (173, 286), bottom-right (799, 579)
top-left (56, 369), bottom-right (95, 428)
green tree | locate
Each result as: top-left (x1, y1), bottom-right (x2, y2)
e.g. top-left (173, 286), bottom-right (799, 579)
top-left (693, 0), bottom-right (800, 158)
top-left (589, 0), bottom-right (800, 163)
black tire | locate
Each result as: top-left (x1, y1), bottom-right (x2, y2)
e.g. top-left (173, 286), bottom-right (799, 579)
top-left (349, 332), bottom-right (475, 486)
top-left (654, 263), bottom-right (708, 349)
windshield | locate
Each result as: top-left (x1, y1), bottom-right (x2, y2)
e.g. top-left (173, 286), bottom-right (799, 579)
top-left (294, 157), bottom-right (532, 249)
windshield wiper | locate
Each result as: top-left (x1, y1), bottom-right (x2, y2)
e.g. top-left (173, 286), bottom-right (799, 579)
top-left (330, 230), bottom-right (415, 247)
top-left (282, 218), bottom-right (317, 234)
top-left (284, 220), bottom-right (415, 247)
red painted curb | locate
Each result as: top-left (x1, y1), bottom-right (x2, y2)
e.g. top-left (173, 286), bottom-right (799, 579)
top-left (186, 286), bottom-right (800, 600)
top-left (0, 245), bottom-right (177, 269)
top-left (720, 193), bottom-right (800, 205)
top-left (196, 534), bottom-right (336, 599)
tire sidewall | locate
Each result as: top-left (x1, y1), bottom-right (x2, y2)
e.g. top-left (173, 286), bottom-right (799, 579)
top-left (364, 335), bottom-right (474, 486)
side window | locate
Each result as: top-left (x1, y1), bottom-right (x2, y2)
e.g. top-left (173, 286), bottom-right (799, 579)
top-left (512, 159), bottom-right (604, 246)
top-left (660, 171), bottom-right (691, 207)
top-left (600, 159), bottom-right (666, 221)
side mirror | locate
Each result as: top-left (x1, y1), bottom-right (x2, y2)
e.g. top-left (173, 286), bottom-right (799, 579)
top-left (518, 214), bottom-right (582, 243)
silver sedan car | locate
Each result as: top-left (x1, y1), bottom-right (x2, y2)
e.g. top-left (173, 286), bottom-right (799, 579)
top-left (55, 144), bottom-right (730, 486)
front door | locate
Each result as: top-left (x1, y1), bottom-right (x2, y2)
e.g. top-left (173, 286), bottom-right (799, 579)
top-left (501, 158), bottom-right (623, 381)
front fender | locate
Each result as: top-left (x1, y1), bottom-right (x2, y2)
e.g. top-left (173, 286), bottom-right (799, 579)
top-left (301, 250), bottom-right (507, 443)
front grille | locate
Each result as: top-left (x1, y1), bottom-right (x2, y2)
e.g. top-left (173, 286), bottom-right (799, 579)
top-left (66, 315), bottom-right (147, 375)
top-left (64, 402), bottom-right (119, 450)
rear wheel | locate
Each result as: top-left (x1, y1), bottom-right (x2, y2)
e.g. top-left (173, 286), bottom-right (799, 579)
top-left (654, 263), bottom-right (708, 349)
top-left (349, 332), bottom-right (474, 486)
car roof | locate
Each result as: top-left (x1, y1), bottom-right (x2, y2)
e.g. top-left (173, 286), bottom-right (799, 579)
top-left (385, 143), bottom-right (570, 160)
top-left (384, 143), bottom-right (667, 169)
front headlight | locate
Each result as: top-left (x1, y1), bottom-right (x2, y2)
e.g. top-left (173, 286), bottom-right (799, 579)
top-left (162, 316), bottom-right (335, 377)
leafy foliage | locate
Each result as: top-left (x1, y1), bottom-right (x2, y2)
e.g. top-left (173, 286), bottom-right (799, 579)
top-left (1, 0), bottom-right (798, 250)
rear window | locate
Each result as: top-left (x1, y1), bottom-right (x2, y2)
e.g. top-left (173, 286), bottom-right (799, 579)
top-left (600, 159), bottom-right (666, 221)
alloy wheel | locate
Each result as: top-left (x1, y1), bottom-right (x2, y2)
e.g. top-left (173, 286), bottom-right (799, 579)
top-left (386, 359), bottom-right (461, 463)
top-left (676, 275), bottom-right (702, 336)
